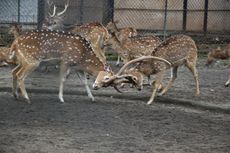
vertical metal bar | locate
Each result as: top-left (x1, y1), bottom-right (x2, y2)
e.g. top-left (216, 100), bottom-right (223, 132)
top-left (203, 0), bottom-right (209, 34)
top-left (37, 0), bottom-right (45, 29)
top-left (109, 0), bottom-right (114, 22)
top-left (18, 0), bottom-right (20, 23)
top-left (183, 0), bottom-right (188, 32)
top-left (163, 0), bottom-right (168, 40)
top-left (79, 0), bottom-right (84, 24)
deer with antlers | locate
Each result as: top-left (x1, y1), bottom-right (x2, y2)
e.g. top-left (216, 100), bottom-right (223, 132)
top-left (206, 44), bottom-right (230, 86)
top-left (104, 29), bottom-right (162, 85)
top-left (93, 35), bottom-right (200, 105)
top-left (44, 0), bottom-right (112, 98)
top-left (45, 0), bottom-right (110, 63)
top-left (9, 29), bottom-right (117, 104)
top-left (44, 0), bottom-right (70, 30)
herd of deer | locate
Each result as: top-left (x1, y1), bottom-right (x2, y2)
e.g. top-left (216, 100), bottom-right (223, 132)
top-left (0, 0), bottom-right (229, 104)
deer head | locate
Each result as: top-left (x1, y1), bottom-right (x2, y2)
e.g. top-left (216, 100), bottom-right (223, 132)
top-left (44, 0), bottom-right (69, 30)
top-left (92, 56), bottom-right (171, 90)
top-left (206, 46), bottom-right (221, 66)
top-left (8, 23), bottom-right (22, 38)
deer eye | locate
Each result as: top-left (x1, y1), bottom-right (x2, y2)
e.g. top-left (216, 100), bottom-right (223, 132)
top-left (104, 76), bottom-right (110, 80)
top-left (133, 77), bottom-right (137, 81)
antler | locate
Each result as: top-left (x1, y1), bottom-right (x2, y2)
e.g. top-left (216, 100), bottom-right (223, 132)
top-left (48, 0), bottom-right (69, 17)
top-left (47, 0), bottom-right (57, 17)
top-left (101, 56), bottom-right (171, 86)
top-left (57, 0), bottom-right (70, 16)
top-left (116, 56), bottom-right (171, 76)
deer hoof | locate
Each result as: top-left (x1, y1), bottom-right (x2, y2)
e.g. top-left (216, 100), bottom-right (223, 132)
top-left (26, 98), bottom-right (31, 104)
top-left (90, 96), bottom-right (95, 102)
top-left (13, 92), bottom-right (19, 100)
top-left (157, 93), bottom-right (163, 97)
top-left (59, 98), bottom-right (65, 103)
top-left (147, 100), bottom-right (153, 105)
top-left (158, 91), bottom-right (166, 96)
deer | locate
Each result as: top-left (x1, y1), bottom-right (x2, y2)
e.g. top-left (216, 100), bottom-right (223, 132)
top-left (45, 0), bottom-right (110, 64)
top-left (104, 31), bottom-right (162, 85)
top-left (44, 0), bottom-right (70, 30)
top-left (71, 22), bottom-right (110, 64)
top-left (44, 0), bottom-right (112, 98)
top-left (93, 35), bottom-right (200, 105)
top-left (8, 29), bottom-right (118, 104)
top-left (9, 23), bottom-right (22, 38)
top-left (0, 23), bottom-right (22, 67)
top-left (206, 44), bottom-right (230, 86)
top-left (0, 47), bottom-right (14, 66)
top-left (106, 21), bottom-right (138, 66)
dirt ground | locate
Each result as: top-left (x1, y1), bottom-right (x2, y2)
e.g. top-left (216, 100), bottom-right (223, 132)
top-left (0, 58), bottom-right (229, 153)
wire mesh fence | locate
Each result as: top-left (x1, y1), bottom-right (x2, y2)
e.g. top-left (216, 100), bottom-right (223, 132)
top-left (0, 0), bottom-right (230, 46)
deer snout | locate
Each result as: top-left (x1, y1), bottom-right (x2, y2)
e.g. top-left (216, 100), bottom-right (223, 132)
top-left (92, 83), bottom-right (100, 90)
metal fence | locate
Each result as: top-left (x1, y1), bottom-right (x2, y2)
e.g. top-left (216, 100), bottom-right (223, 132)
top-left (0, 0), bottom-right (230, 44)
top-left (113, 0), bottom-right (230, 36)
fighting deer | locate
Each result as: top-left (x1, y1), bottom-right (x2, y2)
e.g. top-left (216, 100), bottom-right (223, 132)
top-left (206, 44), bottom-right (230, 86)
top-left (9, 29), bottom-right (116, 104)
top-left (106, 21), bottom-right (138, 65)
top-left (94, 35), bottom-right (200, 105)
top-left (104, 31), bottom-right (161, 85)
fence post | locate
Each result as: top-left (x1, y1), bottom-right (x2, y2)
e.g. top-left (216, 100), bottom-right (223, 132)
top-left (79, 0), bottom-right (84, 24)
top-left (37, 0), bottom-right (45, 29)
top-left (183, 0), bottom-right (188, 32)
top-left (163, 0), bottom-right (168, 40)
top-left (203, 0), bottom-right (209, 35)
top-left (18, 0), bottom-right (20, 23)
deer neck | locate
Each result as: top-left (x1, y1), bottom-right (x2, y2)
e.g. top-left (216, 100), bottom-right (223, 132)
top-left (73, 36), bottom-right (107, 76)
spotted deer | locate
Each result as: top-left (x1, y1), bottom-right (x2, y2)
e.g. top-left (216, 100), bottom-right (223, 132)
top-left (71, 22), bottom-right (110, 63)
top-left (0, 47), bottom-right (13, 66)
top-left (104, 31), bottom-right (162, 85)
top-left (106, 21), bottom-right (138, 65)
top-left (0, 24), bottom-right (22, 67)
top-left (9, 30), bottom-right (115, 104)
top-left (9, 23), bottom-right (22, 38)
top-left (45, 0), bottom-right (109, 63)
top-left (94, 35), bottom-right (200, 105)
top-left (206, 44), bottom-right (230, 86)
top-left (44, 0), bottom-right (69, 30)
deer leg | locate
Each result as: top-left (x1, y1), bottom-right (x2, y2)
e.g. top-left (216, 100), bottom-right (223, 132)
top-left (147, 71), bottom-right (165, 105)
top-left (84, 72), bottom-right (95, 101)
top-left (12, 64), bottom-right (21, 99)
top-left (16, 63), bottom-right (39, 104)
top-left (186, 62), bottom-right (200, 96)
top-left (58, 63), bottom-right (70, 103)
top-left (159, 67), bottom-right (178, 96)
top-left (224, 73), bottom-right (230, 87)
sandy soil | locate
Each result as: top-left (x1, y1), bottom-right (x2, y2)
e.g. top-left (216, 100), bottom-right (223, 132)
top-left (0, 58), bottom-right (229, 153)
